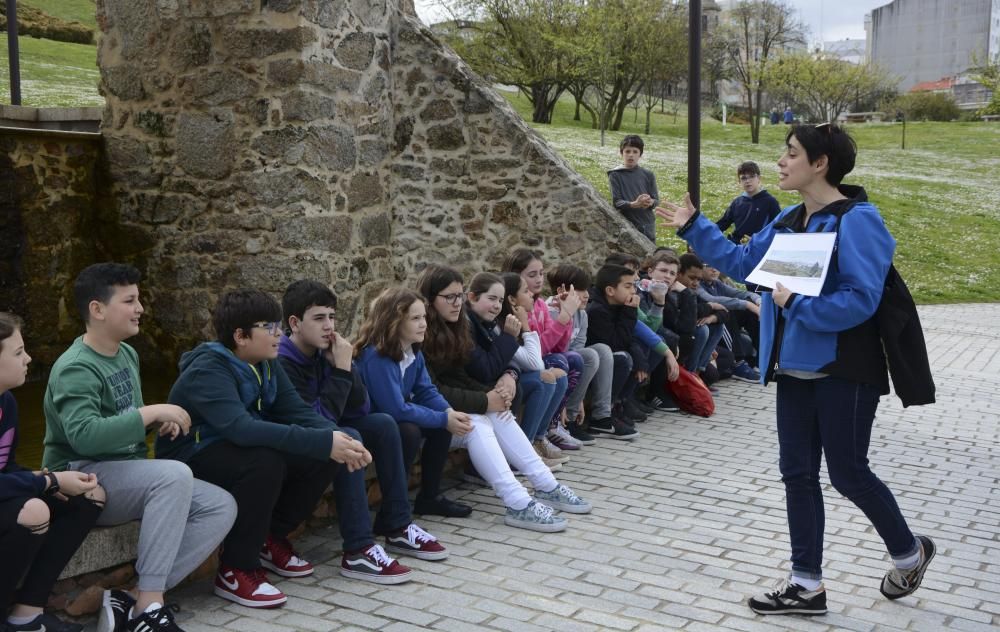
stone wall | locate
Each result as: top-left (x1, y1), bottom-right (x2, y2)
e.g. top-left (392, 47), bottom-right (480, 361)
top-left (0, 129), bottom-right (108, 372)
top-left (98, 0), bottom-right (647, 352)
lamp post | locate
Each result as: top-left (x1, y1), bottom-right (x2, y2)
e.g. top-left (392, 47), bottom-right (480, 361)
top-left (5, 0), bottom-right (21, 105)
top-left (688, 0), bottom-right (702, 208)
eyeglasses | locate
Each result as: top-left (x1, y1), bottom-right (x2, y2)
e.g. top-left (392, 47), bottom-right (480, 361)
top-left (437, 292), bottom-right (466, 305)
top-left (738, 174), bottom-right (758, 182)
top-left (251, 321), bottom-right (282, 336)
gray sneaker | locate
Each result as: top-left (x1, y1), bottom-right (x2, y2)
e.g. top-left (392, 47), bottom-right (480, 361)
top-left (881, 535), bottom-right (936, 600)
top-left (534, 484), bottom-right (592, 514)
top-left (504, 500), bottom-right (567, 532)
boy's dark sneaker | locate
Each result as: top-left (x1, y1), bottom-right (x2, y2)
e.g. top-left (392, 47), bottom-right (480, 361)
top-left (414, 494), bottom-right (472, 518)
top-left (7, 612), bottom-right (83, 632)
top-left (340, 544), bottom-right (413, 584)
top-left (123, 605), bottom-right (184, 632)
top-left (748, 579), bottom-right (827, 616)
top-left (622, 399), bottom-right (649, 423)
top-left (588, 417), bottom-right (639, 440)
top-left (385, 523), bottom-right (449, 561)
top-left (880, 535), bottom-right (936, 600)
top-left (732, 360), bottom-right (761, 383)
top-left (97, 588), bottom-right (135, 632)
top-left (568, 423), bottom-right (597, 445)
top-left (630, 397), bottom-right (656, 414)
top-left (214, 565), bottom-right (287, 608)
top-left (260, 534), bottom-right (314, 577)
top-left (648, 394), bottom-right (681, 412)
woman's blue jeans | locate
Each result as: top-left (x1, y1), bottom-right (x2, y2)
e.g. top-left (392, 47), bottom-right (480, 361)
top-left (516, 370), bottom-right (563, 441)
top-left (776, 375), bottom-right (918, 579)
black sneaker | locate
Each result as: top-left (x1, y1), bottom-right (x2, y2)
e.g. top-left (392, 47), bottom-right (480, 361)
top-left (748, 579), bottom-right (827, 616)
top-left (7, 612), bottom-right (83, 632)
top-left (98, 589), bottom-right (135, 632)
top-left (880, 535), bottom-right (936, 600)
top-left (123, 605), bottom-right (183, 632)
top-left (648, 394), bottom-right (681, 412)
top-left (588, 417), bottom-right (639, 440)
top-left (622, 399), bottom-right (649, 423)
top-left (414, 494), bottom-right (472, 518)
top-left (630, 398), bottom-right (656, 414)
top-left (568, 423), bottom-right (597, 445)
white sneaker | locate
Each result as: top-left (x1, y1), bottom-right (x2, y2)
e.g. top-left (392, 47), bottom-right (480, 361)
top-left (548, 424), bottom-right (584, 450)
top-left (534, 438), bottom-right (570, 464)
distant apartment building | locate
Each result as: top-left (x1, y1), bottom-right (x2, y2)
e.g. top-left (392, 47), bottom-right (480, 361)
top-left (823, 39), bottom-right (866, 65)
top-left (866, 0), bottom-right (1000, 91)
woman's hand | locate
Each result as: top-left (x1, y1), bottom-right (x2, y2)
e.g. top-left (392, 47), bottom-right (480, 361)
top-left (446, 409), bottom-right (473, 436)
top-left (502, 314), bottom-right (522, 337)
top-left (772, 282), bottom-right (792, 308)
top-left (513, 305), bottom-right (532, 331)
top-left (655, 192), bottom-right (697, 228)
top-left (54, 471), bottom-right (99, 498)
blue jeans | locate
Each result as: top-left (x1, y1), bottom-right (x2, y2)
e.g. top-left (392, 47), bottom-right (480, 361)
top-left (516, 370), bottom-right (563, 441)
top-left (776, 375), bottom-right (918, 579)
top-left (340, 413), bottom-right (412, 535)
top-left (693, 322), bottom-right (725, 372)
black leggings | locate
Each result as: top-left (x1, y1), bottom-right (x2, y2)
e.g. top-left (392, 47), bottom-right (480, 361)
top-left (0, 494), bottom-right (102, 610)
top-left (397, 423), bottom-right (451, 502)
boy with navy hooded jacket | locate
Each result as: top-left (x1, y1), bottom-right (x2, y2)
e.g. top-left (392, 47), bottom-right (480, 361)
top-left (276, 280), bottom-right (447, 562)
top-left (159, 290), bottom-right (411, 611)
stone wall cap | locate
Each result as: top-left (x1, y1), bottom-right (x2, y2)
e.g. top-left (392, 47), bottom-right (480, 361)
top-left (0, 105), bottom-right (103, 122)
top-left (0, 125), bottom-right (102, 140)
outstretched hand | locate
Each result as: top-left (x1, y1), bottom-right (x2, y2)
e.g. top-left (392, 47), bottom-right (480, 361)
top-left (654, 192), bottom-right (697, 228)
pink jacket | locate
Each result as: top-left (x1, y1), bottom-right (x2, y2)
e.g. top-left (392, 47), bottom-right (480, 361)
top-left (528, 298), bottom-right (572, 355)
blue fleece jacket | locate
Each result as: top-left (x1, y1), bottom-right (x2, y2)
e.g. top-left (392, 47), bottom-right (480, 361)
top-left (680, 186), bottom-right (893, 382)
top-left (1, 391), bottom-right (47, 502)
top-left (355, 346), bottom-right (450, 429)
top-left (157, 342), bottom-right (336, 462)
top-left (716, 189), bottom-right (781, 243)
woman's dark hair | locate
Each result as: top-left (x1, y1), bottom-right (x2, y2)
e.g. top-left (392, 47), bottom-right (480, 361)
top-left (468, 272), bottom-right (504, 299)
top-left (619, 134), bottom-right (644, 154)
top-left (212, 289), bottom-right (283, 350)
top-left (281, 279), bottom-right (337, 328)
top-left (500, 248), bottom-right (541, 275)
top-left (0, 312), bottom-right (23, 349)
top-left (415, 264), bottom-right (473, 366)
top-left (353, 288), bottom-right (424, 362)
top-left (546, 264), bottom-right (591, 294)
top-left (498, 272), bottom-right (526, 324)
top-left (74, 262), bottom-right (142, 323)
top-left (785, 123), bottom-right (857, 186)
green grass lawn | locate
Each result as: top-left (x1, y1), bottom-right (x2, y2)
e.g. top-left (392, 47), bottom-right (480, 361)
top-left (22, 0), bottom-right (97, 29)
top-left (503, 91), bottom-right (1000, 304)
top-left (0, 34), bottom-right (101, 106)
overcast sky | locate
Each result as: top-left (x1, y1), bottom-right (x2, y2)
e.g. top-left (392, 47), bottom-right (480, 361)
top-left (412, 0), bottom-right (894, 45)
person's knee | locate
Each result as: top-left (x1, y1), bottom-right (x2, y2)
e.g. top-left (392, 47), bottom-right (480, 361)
top-left (828, 469), bottom-right (872, 500)
top-left (17, 497), bottom-right (50, 531)
top-left (86, 483), bottom-right (108, 507)
top-left (151, 460), bottom-right (195, 496)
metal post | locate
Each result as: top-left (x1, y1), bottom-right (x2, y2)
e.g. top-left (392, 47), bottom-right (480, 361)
top-left (901, 115), bottom-right (906, 150)
top-left (5, 0), bottom-right (21, 105)
top-left (688, 0), bottom-right (702, 208)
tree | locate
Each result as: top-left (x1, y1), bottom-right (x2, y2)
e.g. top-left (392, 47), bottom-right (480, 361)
top-left (634, 3), bottom-right (688, 134)
top-left (719, 0), bottom-right (804, 143)
top-left (447, 0), bottom-right (580, 124)
top-left (970, 53), bottom-right (1000, 116)
top-left (765, 52), bottom-right (898, 122)
top-left (888, 91), bottom-right (961, 121)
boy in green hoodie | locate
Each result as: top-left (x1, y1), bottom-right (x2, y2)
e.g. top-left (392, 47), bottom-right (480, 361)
top-left (43, 263), bottom-right (236, 632)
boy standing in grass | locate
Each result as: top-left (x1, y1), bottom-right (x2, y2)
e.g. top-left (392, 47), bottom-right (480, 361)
top-left (43, 263), bottom-right (237, 632)
top-left (608, 134), bottom-right (659, 241)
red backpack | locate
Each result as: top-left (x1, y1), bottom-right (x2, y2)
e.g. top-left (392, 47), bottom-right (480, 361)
top-left (665, 366), bottom-right (715, 417)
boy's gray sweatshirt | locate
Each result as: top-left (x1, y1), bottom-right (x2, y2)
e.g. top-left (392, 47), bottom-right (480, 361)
top-left (608, 166), bottom-right (659, 231)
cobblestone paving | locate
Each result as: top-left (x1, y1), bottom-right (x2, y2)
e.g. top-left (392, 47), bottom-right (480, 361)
top-left (156, 304), bottom-right (1000, 631)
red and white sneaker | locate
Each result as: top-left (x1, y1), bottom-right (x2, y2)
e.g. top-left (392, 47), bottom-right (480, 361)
top-left (385, 523), bottom-right (449, 561)
top-left (260, 534), bottom-right (314, 577)
top-left (340, 543), bottom-right (413, 584)
top-left (214, 565), bottom-right (287, 608)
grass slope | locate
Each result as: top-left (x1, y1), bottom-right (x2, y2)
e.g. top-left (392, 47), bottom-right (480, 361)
top-left (503, 92), bottom-right (1000, 304)
top-left (21, 0), bottom-right (97, 29)
top-left (0, 34), bottom-right (101, 106)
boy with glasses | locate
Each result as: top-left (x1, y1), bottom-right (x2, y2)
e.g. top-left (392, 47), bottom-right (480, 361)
top-left (716, 161), bottom-right (781, 245)
top-left (158, 289), bottom-right (412, 611)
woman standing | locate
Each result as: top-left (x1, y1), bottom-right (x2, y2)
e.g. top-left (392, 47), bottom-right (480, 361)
top-left (657, 123), bottom-right (934, 616)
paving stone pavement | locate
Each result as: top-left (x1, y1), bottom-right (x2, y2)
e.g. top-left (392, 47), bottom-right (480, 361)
top-left (105, 304), bottom-right (1000, 631)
